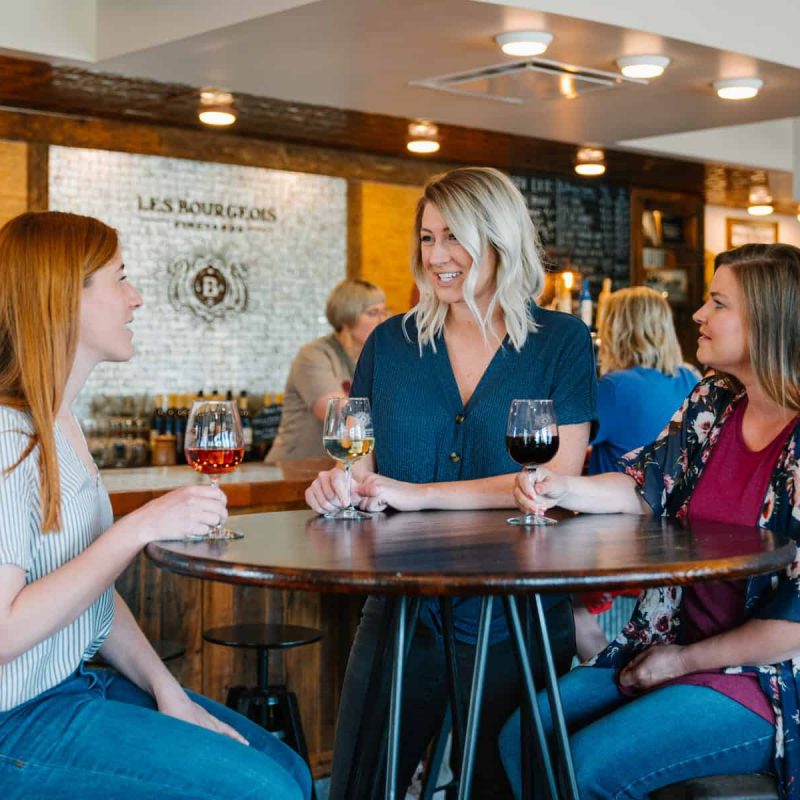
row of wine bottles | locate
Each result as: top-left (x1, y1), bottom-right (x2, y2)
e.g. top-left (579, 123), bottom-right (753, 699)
top-left (150, 391), bottom-right (284, 465)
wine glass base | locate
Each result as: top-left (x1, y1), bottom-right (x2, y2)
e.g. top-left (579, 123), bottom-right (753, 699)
top-left (323, 507), bottom-right (374, 521)
top-left (506, 514), bottom-right (558, 527)
top-left (187, 527), bottom-right (245, 541)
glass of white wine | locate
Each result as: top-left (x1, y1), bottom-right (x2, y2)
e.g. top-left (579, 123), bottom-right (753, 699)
top-left (322, 397), bottom-right (375, 520)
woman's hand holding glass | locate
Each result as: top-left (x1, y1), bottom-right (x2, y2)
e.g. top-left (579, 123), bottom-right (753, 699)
top-left (512, 466), bottom-right (569, 516)
top-left (319, 397), bottom-right (375, 520)
top-left (122, 484), bottom-right (229, 544)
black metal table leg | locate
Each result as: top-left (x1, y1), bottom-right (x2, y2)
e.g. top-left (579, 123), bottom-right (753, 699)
top-left (386, 596), bottom-right (408, 800)
top-left (531, 593), bottom-right (580, 800)
top-left (456, 595), bottom-right (493, 800)
top-left (503, 596), bottom-right (559, 800)
top-left (440, 597), bottom-right (466, 773)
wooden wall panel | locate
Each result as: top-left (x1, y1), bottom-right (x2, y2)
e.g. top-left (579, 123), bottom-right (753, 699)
top-left (358, 181), bottom-right (422, 314)
top-left (0, 139), bottom-right (27, 226)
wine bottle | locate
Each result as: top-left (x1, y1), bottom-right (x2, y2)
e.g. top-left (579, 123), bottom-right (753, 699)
top-left (238, 390), bottom-right (253, 460)
top-left (579, 278), bottom-right (593, 328)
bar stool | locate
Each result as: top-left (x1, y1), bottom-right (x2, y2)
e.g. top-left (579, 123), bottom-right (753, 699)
top-left (202, 623), bottom-right (322, 783)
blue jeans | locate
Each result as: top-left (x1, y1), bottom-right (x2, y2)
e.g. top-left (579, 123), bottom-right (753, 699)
top-left (499, 666), bottom-right (775, 800)
top-left (0, 663), bottom-right (311, 800)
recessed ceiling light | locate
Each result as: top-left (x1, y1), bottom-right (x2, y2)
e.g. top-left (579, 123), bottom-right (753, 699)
top-left (198, 89), bottom-right (237, 126)
top-left (407, 120), bottom-right (440, 155)
top-left (713, 78), bottom-right (763, 100)
top-left (575, 147), bottom-right (606, 177)
top-left (495, 31), bottom-right (553, 57)
top-left (747, 185), bottom-right (773, 216)
top-left (616, 55), bottom-right (671, 79)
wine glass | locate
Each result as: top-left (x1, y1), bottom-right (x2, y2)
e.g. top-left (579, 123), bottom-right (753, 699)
top-left (322, 397), bottom-right (375, 520)
top-left (506, 399), bottom-right (560, 526)
top-left (184, 400), bottom-right (245, 540)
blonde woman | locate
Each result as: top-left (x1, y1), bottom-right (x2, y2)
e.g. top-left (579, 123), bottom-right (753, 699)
top-left (266, 279), bottom-right (386, 462)
top-left (502, 244), bottom-right (800, 799)
top-left (306, 167), bottom-right (597, 799)
top-left (0, 212), bottom-right (310, 798)
top-left (589, 286), bottom-right (699, 475)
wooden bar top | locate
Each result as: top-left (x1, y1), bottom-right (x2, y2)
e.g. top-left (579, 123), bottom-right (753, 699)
top-left (102, 458), bottom-right (331, 515)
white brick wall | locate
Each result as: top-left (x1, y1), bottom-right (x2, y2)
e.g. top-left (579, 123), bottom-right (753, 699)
top-left (49, 147), bottom-right (347, 417)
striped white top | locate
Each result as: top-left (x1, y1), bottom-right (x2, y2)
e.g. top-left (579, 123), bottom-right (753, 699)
top-left (0, 405), bottom-right (114, 711)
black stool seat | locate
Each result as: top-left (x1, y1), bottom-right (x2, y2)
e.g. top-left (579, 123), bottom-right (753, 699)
top-left (651, 774), bottom-right (778, 799)
top-left (203, 622), bottom-right (322, 800)
top-left (203, 624), bottom-right (322, 651)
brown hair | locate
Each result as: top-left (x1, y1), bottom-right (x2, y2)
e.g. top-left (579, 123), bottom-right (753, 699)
top-left (713, 243), bottom-right (800, 412)
top-left (0, 211), bottom-right (118, 531)
top-left (325, 279), bottom-right (385, 331)
top-left (599, 286), bottom-right (684, 376)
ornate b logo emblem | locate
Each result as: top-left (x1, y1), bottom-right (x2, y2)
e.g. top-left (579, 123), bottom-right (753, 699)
top-left (168, 253), bottom-right (248, 323)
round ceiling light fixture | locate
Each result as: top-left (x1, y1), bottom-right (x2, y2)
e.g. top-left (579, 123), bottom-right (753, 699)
top-left (747, 184), bottom-right (773, 216)
top-left (713, 77), bottom-right (763, 100)
top-left (574, 147), bottom-right (606, 177)
top-left (407, 120), bottom-right (440, 154)
top-left (495, 31), bottom-right (553, 57)
top-left (616, 55), bottom-right (671, 79)
top-left (198, 89), bottom-right (237, 126)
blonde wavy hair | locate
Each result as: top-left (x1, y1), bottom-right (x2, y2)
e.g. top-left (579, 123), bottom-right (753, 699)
top-left (599, 286), bottom-right (684, 376)
top-left (404, 167), bottom-right (545, 352)
top-left (714, 243), bottom-right (800, 412)
top-left (0, 211), bottom-right (118, 532)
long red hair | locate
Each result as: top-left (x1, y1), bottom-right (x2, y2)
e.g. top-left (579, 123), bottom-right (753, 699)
top-left (0, 211), bottom-right (118, 531)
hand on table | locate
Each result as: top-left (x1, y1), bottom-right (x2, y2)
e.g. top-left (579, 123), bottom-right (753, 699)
top-left (513, 467), bottom-right (568, 515)
top-left (305, 467), bottom-right (365, 515)
top-left (618, 644), bottom-right (691, 691)
top-left (357, 473), bottom-right (423, 512)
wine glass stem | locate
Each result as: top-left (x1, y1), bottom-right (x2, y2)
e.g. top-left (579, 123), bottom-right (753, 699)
top-left (525, 465), bottom-right (539, 520)
top-left (209, 476), bottom-right (221, 533)
top-left (344, 463), bottom-right (352, 510)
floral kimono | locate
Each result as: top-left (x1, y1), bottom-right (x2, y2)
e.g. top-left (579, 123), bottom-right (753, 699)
top-left (592, 376), bottom-right (800, 798)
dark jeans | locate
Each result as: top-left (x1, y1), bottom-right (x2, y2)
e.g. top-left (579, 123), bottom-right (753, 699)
top-left (329, 595), bottom-right (575, 800)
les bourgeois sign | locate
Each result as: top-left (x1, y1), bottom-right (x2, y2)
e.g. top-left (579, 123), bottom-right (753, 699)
top-left (137, 195), bottom-right (276, 324)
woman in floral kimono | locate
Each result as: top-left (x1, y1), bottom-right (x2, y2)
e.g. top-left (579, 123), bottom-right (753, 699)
top-left (499, 243), bottom-right (800, 799)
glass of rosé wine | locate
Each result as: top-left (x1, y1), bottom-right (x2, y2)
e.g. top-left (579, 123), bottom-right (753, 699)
top-left (184, 400), bottom-right (245, 540)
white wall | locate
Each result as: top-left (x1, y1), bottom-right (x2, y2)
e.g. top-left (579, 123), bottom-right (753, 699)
top-left (705, 204), bottom-right (800, 255)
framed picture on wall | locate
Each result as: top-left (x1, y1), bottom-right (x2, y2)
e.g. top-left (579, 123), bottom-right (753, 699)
top-left (726, 217), bottom-right (779, 249)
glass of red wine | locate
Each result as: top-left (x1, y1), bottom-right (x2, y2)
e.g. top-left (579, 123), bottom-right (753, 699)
top-left (184, 400), bottom-right (245, 540)
top-left (506, 398), bottom-right (560, 526)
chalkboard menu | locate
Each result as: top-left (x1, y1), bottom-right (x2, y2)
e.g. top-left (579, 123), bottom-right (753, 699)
top-left (511, 173), bottom-right (630, 292)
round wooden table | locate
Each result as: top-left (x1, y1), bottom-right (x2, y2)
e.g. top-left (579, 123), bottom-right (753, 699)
top-left (147, 509), bottom-right (794, 800)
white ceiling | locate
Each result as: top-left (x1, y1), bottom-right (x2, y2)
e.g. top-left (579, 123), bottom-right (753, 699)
top-left (0, 0), bottom-right (799, 179)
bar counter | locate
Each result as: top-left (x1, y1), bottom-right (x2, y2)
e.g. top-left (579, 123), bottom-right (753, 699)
top-left (102, 458), bottom-right (332, 515)
top-left (107, 457), bottom-right (362, 778)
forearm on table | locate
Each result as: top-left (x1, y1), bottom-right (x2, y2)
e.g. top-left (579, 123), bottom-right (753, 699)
top-left (98, 592), bottom-right (181, 700)
top-left (681, 617), bottom-right (800, 671)
top-left (414, 473), bottom-right (520, 510)
top-left (558, 473), bottom-right (650, 514)
top-left (0, 525), bottom-right (145, 663)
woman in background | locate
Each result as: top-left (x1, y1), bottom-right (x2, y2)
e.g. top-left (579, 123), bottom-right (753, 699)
top-left (266, 279), bottom-right (386, 462)
top-left (501, 243), bottom-right (800, 799)
top-left (575, 286), bottom-right (700, 659)
top-left (0, 211), bottom-right (310, 799)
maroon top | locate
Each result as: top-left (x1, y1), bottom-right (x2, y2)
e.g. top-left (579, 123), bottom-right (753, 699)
top-left (672, 398), bottom-right (796, 722)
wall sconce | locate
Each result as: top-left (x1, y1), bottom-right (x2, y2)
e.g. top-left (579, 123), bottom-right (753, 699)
top-left (713, 78), bottom-right (763, 100)
top-left (574, 147), bottom-right (606, 177)
top-left (747, 184), bottom-right (773, 216)
top-left (616, 55), bottom-right (671, 79)
top-left (407, 121), bottom-right (440, 154)
top-left (198, 89), bottom-right (237, 126)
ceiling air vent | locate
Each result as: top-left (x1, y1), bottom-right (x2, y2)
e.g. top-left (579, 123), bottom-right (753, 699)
top-left (410, 57), bottom-right (645, 104)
